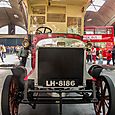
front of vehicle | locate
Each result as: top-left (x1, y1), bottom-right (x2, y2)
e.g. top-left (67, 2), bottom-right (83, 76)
top-left (24, 33), bottom-right (94, 107)
top-left (29, 34), bottom-right (87, 89)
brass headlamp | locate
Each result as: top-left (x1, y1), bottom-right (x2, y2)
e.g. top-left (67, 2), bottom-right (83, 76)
top-left (22, 36), bottom-right (30, 48)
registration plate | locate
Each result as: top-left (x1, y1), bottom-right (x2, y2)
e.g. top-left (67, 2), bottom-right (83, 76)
top-left (46, 80), bottom-right (76, 87)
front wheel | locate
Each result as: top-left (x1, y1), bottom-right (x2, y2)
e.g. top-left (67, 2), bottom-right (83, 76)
top-left (1, 75), bottom-right (19, 115)
top-left (94, 75), bottom-right (115, 115)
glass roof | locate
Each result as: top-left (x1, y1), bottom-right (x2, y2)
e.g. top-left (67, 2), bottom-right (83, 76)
top-left (86, 0), bottom-right (106, 12)
top-left (0, 0), bottom-right (12, 8)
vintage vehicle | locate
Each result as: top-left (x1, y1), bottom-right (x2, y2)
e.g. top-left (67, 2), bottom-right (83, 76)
top-left (1, 0), bottom-right (115, 115)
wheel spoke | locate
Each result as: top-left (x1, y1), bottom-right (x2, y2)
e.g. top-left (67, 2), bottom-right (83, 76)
top-left (104, 100), bottom-right (109, 108)
top-left (44, 27), bottom-right (46, 33)
top-left (101, 82), bottom-right (107, 114)
top-left (102, 101), bottom-right (106, 115)
top-left (9, 96), bottom-right (16, 103)
top-left (103, 84), bottom-right (107, 96)
top-left (10, 101), bottom-right (18, 115)
top-left (105, 95), bottom-right (109, 100)
top-left (95, 101), bottom-right (102, 113)
top-left (99, 100), bottom-right (103, 113)
top-left (9, 78), bottom-right (18, 115)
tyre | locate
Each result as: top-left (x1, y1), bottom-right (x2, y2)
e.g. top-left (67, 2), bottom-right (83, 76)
top-left (1, 75), bottom-right (19, 115)
top-left (94, 75), bottom-right (115, 115)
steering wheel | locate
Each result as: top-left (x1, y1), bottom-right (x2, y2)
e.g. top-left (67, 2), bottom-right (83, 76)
top-left (36, 27), bottom-right (52, 34)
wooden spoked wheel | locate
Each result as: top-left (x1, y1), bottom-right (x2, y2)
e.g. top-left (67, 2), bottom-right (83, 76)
top-left (94, 75), bottom-right (115, 115)
top-left (1, 75), bottom-right (19, 115)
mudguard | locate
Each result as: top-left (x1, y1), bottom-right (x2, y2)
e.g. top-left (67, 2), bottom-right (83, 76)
top-left (88, 65), bottom-right (103, 78)
top-left (11, 66), bottom-right (27, 91)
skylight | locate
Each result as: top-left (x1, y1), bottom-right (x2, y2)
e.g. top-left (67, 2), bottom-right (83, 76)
top-left (86, 0), bottom-right (106, 12)
top-left (0, 0), bottom-right (12, 8)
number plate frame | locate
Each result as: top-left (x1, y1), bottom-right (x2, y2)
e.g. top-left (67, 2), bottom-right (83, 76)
top-left (45, 80), bottom-right (77, 87)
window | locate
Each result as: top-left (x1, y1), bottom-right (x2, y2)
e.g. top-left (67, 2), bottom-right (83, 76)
top-left (0, 0), bottom-right (12, 8)
top-left (0, 26), bottom-right (8, 34)
top-left (47, 14), bottom-right (65, 22)
top-left (15, 26), bottom-right (27, 34)
top-left (107, 28), bottom-right (112, 34)
top-left (94, 42), bottom-right (106, 48)
top-left (67, 17), bottom-right (81, 35)
top-left (31, 16), bottom-right (45, 25)
top-left (86, 0), bottom-right (106, 12)
top-left (32, 6), bottom-right (45, 14)
top-left (95, 28), bottom-right (106, 34)
top-left (84, 29), bottom-right (94, 34)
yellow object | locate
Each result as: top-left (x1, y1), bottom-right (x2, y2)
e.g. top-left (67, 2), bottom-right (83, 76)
top-left (21, 0), bottom-right (91, 35)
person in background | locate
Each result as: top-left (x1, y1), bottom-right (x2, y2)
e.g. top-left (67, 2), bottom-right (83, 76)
top-left (92, 46), bottom-right (96, 64)
top-left (7, 46), bottom-right (10, 54)
top-left (18, 46), bottom-right (29, 67)
top-left (9, 46), bottom-right (11, 54)
top-left (10, 46), bottom-right (14, 54)
top-left (0, 46), bottom-right (4, 63)
top-left (107, 50), bottom-right (112, 65)
top-left (86, 40), bottom-right (92, 64)
top-left (112, 45), bottom-right (115, 65)
top-left (2, 45), bottom-right (6, 58)
top-left (98, 50), bottom-right (103, 65)
top-left (16, 45), bottom-right (20, 56)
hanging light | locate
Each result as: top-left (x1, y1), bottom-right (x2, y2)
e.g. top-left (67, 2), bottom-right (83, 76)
top-left (87, 18), bottom-right (92, 22)
top-left (14, 14), bottom-right (19, 18)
